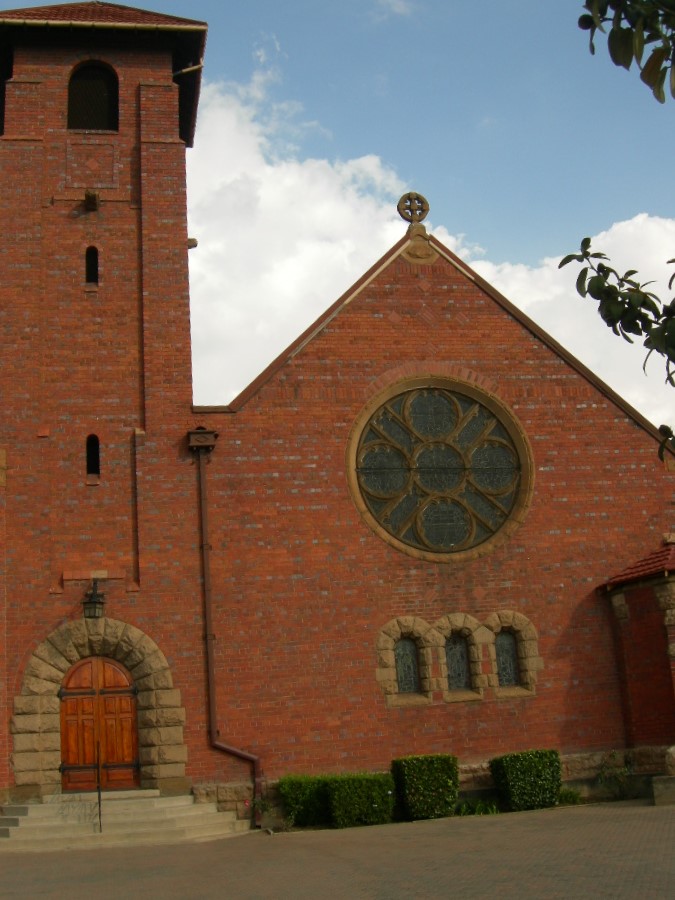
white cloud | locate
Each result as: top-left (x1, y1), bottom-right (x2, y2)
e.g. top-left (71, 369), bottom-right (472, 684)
top-left (469, 216), bottom-right (675, 428)
top-left (187, 80), bottom-right (404, 404)
top-left (373, 0), bottom-right (415, 18)
top-left (187, 79), bottom-right (675, 427)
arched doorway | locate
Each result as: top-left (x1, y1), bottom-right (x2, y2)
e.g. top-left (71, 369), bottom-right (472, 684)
top-left (60, 657), bottom-right (140, 792)
top-left (12, 617), bottom-right (188, 797)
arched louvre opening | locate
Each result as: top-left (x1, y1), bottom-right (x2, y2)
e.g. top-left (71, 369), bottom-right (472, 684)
top-left (68, 63), bottom-right (119, 131)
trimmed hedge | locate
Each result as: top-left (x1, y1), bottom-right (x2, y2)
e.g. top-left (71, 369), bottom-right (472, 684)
top-left (489, 749), bottom-right (562, 811)
top-left (327, 773), bottom-right (395, 828)
top-left (391, 754), bottom-right (459, 821)
top-left (277, 773), bottom-right (395, 828)
top-left (277, 775), bottom-right (332, 827)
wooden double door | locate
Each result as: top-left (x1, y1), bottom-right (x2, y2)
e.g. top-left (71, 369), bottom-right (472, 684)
top-left (60, 657), bottom-right (140, 792)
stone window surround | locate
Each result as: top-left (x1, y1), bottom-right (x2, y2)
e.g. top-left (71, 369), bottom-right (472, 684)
top-left (11, 617), bottom-right (187, 798)
top-left (434, 613), bottom-right (485, 703)
top-left (346, 373), bottom-right (535, 566)
top-left (376, 610), bottom-right (542, 707)
top-left (375, 616), bottom-right (436, 707)
top-left (483, 610), bottom-right (543, 698)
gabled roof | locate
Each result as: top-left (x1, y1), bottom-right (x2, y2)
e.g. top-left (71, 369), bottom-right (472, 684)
top-left (0, 3), bottom-right (207, 146)
top-left (193, 225), bottom-right (672, 456)
top-left (0, 2), bottom-right (205, 29)
top-left (603, 537), bottom-right (675, 590)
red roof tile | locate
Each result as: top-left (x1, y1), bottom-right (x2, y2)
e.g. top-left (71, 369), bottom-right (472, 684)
top-left (0, 2), bottom-right (205, 29)
top-left (603, 539), bottom-right (675, 589)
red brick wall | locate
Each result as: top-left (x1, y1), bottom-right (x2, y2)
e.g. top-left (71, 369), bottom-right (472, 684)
top-left (198, 253), bottom-right (675, 779)
top-left (0, 35), bottom-right (214, 791)
top-left (612, 585), bottom-right (675, 746)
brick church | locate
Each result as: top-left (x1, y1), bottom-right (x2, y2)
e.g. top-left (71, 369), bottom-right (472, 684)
top-left (1, 2), bottom-right (675, 822)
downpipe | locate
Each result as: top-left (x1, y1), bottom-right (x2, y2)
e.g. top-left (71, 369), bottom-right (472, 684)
top-left (188, 429), bottom-right (264, 824)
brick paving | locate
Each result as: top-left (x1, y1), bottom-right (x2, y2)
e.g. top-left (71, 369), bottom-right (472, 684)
top-left (1, 801), bottom-right (674, 899)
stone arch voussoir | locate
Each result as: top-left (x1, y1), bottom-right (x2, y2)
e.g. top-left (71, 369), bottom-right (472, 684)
top-left (11, 617), bottom-right (187, 794)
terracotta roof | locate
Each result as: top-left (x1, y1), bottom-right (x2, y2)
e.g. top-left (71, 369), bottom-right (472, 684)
top-left (603, 538), bottom-right (675, 590)
top-left (0, 3), bottom-right (206, 29)
top-left (0, 3), bottom-right (207, 147)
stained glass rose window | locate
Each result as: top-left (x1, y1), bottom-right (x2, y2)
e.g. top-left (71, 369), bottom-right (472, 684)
top-left (349, 383), bottom-right (533, 561)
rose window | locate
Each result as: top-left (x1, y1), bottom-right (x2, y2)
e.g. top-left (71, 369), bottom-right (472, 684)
top-left (353, 386), bottom-right (529, 558)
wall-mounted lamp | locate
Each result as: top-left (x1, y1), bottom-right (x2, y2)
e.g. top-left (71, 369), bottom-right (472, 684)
top-left (83, 578), bottom-right (106, 619)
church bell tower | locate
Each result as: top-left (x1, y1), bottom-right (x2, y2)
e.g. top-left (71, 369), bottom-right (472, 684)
top-left (0, 3), bottom-right (207, 796)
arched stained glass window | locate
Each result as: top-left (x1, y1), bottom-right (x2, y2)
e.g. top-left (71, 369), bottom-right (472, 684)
top-left (68, 63), bottom-right (119, 131)
top-left (446, 633), bottom-right (471, 690)
top-left (496, 631), bottom-right (520, 687)
top-left (395, 638), bottom-right (420, 693)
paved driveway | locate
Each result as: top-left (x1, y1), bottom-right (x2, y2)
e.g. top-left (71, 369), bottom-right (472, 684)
top-left (1, 801), bottom-right (673, 899)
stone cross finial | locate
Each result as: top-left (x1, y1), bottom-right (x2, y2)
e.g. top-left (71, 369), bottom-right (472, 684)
top-left (397, 192), bottom-right (429, 224)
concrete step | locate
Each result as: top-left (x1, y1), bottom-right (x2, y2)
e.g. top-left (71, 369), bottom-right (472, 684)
top-left (0, 825), bottom-right (250, 852)
top-left (0, 792), bottom-right (251, 852)
top-left (0, 814), bottom-right (234, 836)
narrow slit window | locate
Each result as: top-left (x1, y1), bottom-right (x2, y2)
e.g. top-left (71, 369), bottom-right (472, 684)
top-left (395, 638), bottom-right (421, 694)
top-left (85, 246), bottom-right (99, 284)
top-left (86, 434), bottom-right (100, 479)
top-left (68, 63), bottom-right (119, 131)
top-left (496, 631), bottom-right (520, 687)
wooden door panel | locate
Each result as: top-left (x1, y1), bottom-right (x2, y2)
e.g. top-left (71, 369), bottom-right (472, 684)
top-left (60, 657), bottom-right (139, 792)
top-left (101, 660), bottom-right (130, 689)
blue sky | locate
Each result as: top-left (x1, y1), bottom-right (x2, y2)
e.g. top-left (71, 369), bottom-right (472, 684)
top-left (174, 0), bottom-right (675, 265)
top-left (5, 1), bottom-right (675, 423)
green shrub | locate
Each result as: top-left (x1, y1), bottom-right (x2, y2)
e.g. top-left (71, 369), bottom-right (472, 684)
top-left (489, 749), bottom-right (561, 811)
top-left (391, 754), bottom-right (459, 821)
top-left (326, 773), bottom-right (395, 828)
top-left (557, 786), bottom-right (582, 806)
top-left (455, 797), bottom-right (500, 816)
top-left (277, 775), bottom-right (332, 827)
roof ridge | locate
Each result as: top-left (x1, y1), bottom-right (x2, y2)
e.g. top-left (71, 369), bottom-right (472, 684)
top-left (0, 2), bottom-right (207, 29)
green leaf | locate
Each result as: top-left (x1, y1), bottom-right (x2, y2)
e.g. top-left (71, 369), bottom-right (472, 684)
top-left (643, 347), bottom-right (655, 374)
top-left (654, 67), bottom-right (667, 102)
top-left (608, 26), bottom-right (634, 69)
top-left (642, 298), bottom-right (662, 319)
top-left (640, 46), bottom-right (668, 89)
top-left (588, 0), bottom-right (606, 31)
top-left (588, 274), bottom-right (608, 300)
top-left (580, 237), bottom-right (592, 252)
top-left (576, 267), bottom-right (589, 297)
top-left (634, 20), bottom-right (645, 64)
top-left (558, 253), bottom-right (581, 269)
